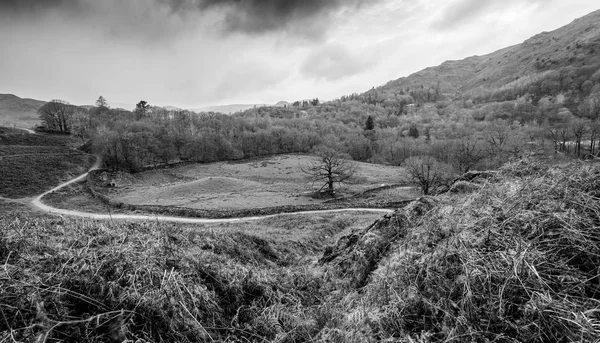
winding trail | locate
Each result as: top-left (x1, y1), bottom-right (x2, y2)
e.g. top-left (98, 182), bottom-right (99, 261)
top-left (20, 128), bottom-right (36, 134)
top-left (30, 156), bottom-right (394, 223)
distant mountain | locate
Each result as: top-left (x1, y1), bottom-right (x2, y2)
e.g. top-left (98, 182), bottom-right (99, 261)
top-left (0, 94), bottom-right (46, 128)
top-left (363, 9), bottom-right (600, 105)
top-left (193, 104), bottom-right (269, 114)
top-left (274, 101), bottom-right (291, 107)
top-left (193, 101), bottom-right (290, 114)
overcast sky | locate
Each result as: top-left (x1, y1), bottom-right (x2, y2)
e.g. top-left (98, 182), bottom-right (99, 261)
top-left (0, 0), bottom-right (598, 110)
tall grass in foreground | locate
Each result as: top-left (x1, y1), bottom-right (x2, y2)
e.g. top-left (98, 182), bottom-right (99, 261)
top-left (1, 158), bottom-right (600, 342)
top-left (0, 217), bottom-right (337, 342)
top-left (325, 159), bottom-right (600, 342)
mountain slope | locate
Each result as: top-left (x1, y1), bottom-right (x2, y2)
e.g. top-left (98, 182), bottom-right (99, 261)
top-left (0, 93), bottom-right (46, 128)
top-left (371, 9), bottom-right (600, 101)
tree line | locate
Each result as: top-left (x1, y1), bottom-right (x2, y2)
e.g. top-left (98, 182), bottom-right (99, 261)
top-left (36, 80), bottom-right (600, 194)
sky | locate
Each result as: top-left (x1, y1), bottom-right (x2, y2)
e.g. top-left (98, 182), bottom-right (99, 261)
top-left (0, 0), bottom-right (599, 110)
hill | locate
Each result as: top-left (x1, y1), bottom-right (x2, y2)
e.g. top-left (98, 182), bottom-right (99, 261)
top-left (193, 103), bottom-right (268, 114)
top-left (194, 101), bottom-right (290, 114)
top-left (357, 9), bottom-right (600, 113)
top-left (0, 93), bottom-right (46, 128)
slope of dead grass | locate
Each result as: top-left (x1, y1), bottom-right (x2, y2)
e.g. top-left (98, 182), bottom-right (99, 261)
top-left (3, 157), bottom-right (598, 342)
top-left (0, 128), bottom-right (94, 198)
top-left (319, 158), bottom-right (600, 342)
top-left (0, 152), bottom-right (95, 198)
top-left (0, 212), bottom-right (380, 343)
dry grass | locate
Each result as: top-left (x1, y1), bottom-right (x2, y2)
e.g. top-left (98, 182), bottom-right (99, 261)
top-left (320, 158), bottom-right (600, 342)
top-left (3, 157), bottom-right (598, 342)
top-left (0, 212), bottom-right (380, 342)
top-left (107, 154), bottom-right (405, 210)
top-left (0, 153), bottom-right (95, 198)
top-left (0, 129), bottom-right (94, 198)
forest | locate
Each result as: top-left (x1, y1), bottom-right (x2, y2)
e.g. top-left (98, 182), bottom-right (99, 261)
top-left (35, 59), bottom-right (600, 194)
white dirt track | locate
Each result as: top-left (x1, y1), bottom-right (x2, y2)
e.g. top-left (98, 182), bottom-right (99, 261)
top-left (30, 156), bottom-right (394, 223)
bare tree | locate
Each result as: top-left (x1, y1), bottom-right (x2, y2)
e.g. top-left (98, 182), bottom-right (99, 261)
top-left (37, 100), bottom-right (75, 133)
top-left (589, 123), bottom-right (600, 156)
top-left (486, 124), bottom-right (510, 155)
top-left (571, 120), bottom-right (588, 157)
top-left (301, 146), bottom-right (357, 197)
top-left (546, 128), bottom-right (561, 155)
top-left (404, 155), bottom-right (453, 195)
top-left (452, 137), bottom-right (485, 173)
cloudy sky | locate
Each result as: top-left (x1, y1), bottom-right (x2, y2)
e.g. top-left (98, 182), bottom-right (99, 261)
top-left (0, 0), bottom-right (598, 110)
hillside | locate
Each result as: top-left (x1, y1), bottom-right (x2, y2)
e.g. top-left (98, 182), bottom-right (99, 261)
top-left (0, 93), bottom-right (45, 128)
top-left (0, 127), bottom-right (95, 198)
top-left (363, 9), bottom-right (600, 106)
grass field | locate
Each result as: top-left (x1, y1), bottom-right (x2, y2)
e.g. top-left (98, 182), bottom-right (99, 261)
top-left (108, 154), bottom-right (412, 210)
top-left (0, 128), bottom-right (95, 198)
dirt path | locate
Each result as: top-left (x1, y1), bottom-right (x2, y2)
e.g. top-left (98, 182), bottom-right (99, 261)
top-left (30, 156), bottom-right (394, 223)
top-left (20, 128), bottom-right (36, 134)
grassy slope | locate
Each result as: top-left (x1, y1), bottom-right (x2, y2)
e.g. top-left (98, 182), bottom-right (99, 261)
top-left (2, 158), bottom-right (598, 342)
top-left (320, 158), bottom-right (600, 342)
top-left (0, 93), bottom-right (45, 128)
top-left (0, 129), bottom-right (95, 198)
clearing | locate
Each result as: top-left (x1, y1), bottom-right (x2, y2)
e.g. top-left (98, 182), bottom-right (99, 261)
top-left (104, 154), bottom-right (416, 210)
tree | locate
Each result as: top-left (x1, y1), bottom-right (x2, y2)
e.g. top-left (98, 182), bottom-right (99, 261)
top-left (404, 155), bottom-right (452, 195)
top-left (364, 116), bottom-right (375, 131)
top-left (95, 96), bottom-right (108, 108)
top-left (408, 124), bottom-right (420, 138)
top-left (589, 123), bottom-right (600, 156)
top-left (571, 120), bottom-right (588, 157)
top-left (452, 137), bottom-right (485, 173)
top-left (70, 108), bottom-right (92, 139)
top-left (578, 94), bottom-right (600, 120)
top-left (301, 146), bottom-right (357, 197)
top-left (135, 100), bottom-right (150, 120)
top-left (37, 100), bottom-right (75, 133)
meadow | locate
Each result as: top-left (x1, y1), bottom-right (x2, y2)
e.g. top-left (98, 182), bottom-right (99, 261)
top-left (95, 154), bottom-right (418, 211)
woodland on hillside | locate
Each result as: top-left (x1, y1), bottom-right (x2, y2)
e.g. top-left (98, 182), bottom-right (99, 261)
top-left (34, 10), bottom-right (600, 194)
top-left (37, 61), bottom-right (600, 193)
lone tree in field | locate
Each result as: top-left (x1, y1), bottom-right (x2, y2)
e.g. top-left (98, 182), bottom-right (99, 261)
top-left (404, 155), bottom-right (452, 195)
top-left (302, 146), bottom-right (357, 197)
top-left (37, 100), bottom-right (75, 133)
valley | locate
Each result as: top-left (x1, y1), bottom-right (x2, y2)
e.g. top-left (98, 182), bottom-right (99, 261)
top-left (2, 6), bottom-right (600, 343)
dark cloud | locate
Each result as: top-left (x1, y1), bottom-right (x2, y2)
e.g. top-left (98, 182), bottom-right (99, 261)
top-left (160, 0), bottom-right (378, 37)
top-left (0, 0), bottom-right (379, 40)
